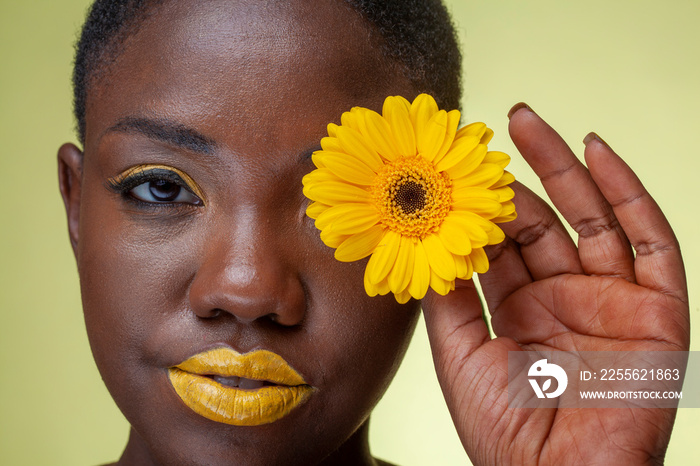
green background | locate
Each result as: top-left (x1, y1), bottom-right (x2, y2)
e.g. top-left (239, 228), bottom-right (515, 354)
top-left (1, 0), bottom-right (698, 464)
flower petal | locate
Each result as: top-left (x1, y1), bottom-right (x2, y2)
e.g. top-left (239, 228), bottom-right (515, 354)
top-left (304, 181), bottom-right (369, 205)
top-left (492, 170), bottom-right (516, 188)
top-left (314, 200), bottom-right (348, 229)
top-left (311, 150), bottom-right (326, 168)
top-left (492, 213), bottom-right (517, 224)
top-left (422, 233), bottom-right (457, 281)
top-left (364, 266), bottom-right (391, 297)
top-left (305, 201), bottom-right (329, 220)
top-left (451, 210), bottom-right (504, 245)
top-left (445, 144), bottom-right (489, 179)
top-left (452, 192), bottom-right (503, 219)
top-left (327, 123), bottom-right (339, 138)
top-left (318, 151), bottom-right (378, 185)
top-left (335, 224), bottom-right (385, 262)
top-left (341, 108), bottom-right (363, 132)
top-left (384, 95), bottom-right (411, 114)
top-left (429, 269), bottom-right (452, 296)
top-left (492, 186), bottom-right (515, 202)
top-left (449, 211), bottom-right (490, 248)
top-left (394, 289), bottom-right (412, 304)
top-left (388, 235), bottom-right (415, 294)
top-left (455, 253), bottom-right (474, 280)
top-left (302, 167), bottom-right (342, 187)
top-left (471, 247), bottom-right (490, 273)
top-left (383, 96), bottom-right (416, 157)
top-left (318, 202), bottom-right (380, 235)
top-left (452, 186), bottom-right (501, 203)
top-left (456, 121), bottom-right (487, 140)
top-left (451, 162), bottom-right (502, 188)
top-left (432, 110), bottom-right (461, 165)
top-left (480, 127), bottom-right (494, 145)
top-left (314, 206), bottom-right (343, 230)
top-left (409, 94), bottom-right (439, 143)
top-left (364, 272), bottom-right (379, 296)
top-left (408, 240), bottom-right (430, 300)
top-left (320, 136), bottom-right (343, 152)
top-left (453, 253), bottom-right (468, 278)
top-left (482, 150), bottom-right (511, 169)
top-left (366, 230), bottom-right (401, 284)
top-left (319, 228), bottom-right (350, 249)
top-left (491, 201), bottom-right (517, 223)
top-left (437, 214), bottom-right (473, 256)
top-left (486, 223), bottom-right (506, 245)
top-left (418, 110), bottom-right (447, 162)
top-left (434, 135), bottom-right (480, 172)
top-left (336, 126), bottom-right (383, 171)
top-left (364, 110), bottom-right (400, 162)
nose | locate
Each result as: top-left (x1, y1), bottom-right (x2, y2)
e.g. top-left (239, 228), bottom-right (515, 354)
top-left (188, 213), bottom-right (306, 326)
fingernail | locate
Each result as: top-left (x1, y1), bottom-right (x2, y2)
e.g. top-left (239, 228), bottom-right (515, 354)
top-left (583, 132), bottom-right (610, 149)
top-left (507, 102), bottom-right (533, 119)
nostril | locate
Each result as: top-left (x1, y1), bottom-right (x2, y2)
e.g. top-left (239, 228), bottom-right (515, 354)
top-left (188, 243), bottom-right (307, 326)
top-left (197, 308), bottom-right (223, 319)
top-left (267, 308), bottom-right (306, 327)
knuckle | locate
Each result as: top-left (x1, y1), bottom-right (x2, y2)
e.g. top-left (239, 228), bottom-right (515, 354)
top-left (570, 210), bottom-right (620, 238)
top-left (485, 238), bottom-right (515, 262)
top-left (513, 216), bottom-right (557, 247)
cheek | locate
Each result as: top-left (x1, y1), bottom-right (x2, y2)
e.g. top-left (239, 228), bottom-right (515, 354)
top-left (301, 256), bottom-right (420, 412)
top-left (77, 186), bottom-right (200, 381)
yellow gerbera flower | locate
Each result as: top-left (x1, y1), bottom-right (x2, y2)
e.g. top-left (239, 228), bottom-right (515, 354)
top-left (302, 94), bottom-right (516, 304)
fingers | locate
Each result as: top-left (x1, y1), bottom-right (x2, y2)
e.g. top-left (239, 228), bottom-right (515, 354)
top-left (479, 181), bottom-right (581, 311)
top-left (508, 104), bottom-right (636, 281)
top-left (584, 134), bottom-right (688, 304)
top-left (498, 181), bottom-right (583, 280)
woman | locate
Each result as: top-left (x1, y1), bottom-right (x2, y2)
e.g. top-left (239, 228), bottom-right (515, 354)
top-left (57, 0), bottom-right (689, 464)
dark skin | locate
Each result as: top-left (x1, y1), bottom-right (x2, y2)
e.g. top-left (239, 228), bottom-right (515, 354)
top-left (58, 0), bottom-right (689, 465)
top-left (59, 1), bottom-right (418, 465)
top-left (422, 110), bottom-right (690, 464)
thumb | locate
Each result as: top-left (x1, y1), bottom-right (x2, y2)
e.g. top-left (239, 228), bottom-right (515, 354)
top-left (421, 279), bottom-right (490, 383)
top-left (422, 280), bottom-right (522, 459)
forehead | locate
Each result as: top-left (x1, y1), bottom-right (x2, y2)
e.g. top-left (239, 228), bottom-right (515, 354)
top-left (85, 0), bottom-right (411, 158)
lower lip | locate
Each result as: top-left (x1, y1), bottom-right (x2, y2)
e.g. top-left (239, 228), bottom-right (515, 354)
top-left (168, 368), bottom-right (313, 426)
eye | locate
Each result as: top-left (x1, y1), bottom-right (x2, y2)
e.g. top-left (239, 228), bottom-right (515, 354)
top-left (107, 164), bottom-right (205, 206)
top-left (130, 178), bottom-right (201, 204)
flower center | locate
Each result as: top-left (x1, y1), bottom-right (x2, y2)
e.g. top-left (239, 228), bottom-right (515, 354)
top-left (395, 180), bottom-right (427, 214)
top-left (371, 155), bottom-right (452, 238)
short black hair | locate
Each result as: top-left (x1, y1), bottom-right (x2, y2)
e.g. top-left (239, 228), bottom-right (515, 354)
top-left (345, 0), bottom-right (462, 112)
top-left (72, 0), bottom-right (462, 143)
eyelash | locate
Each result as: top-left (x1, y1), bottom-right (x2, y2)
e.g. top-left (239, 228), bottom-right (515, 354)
top-left (107, 167), bottom-right (204, 207)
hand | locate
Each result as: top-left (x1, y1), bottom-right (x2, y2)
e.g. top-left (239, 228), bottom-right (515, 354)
top-left (421, 103), bottom-right (690, 465)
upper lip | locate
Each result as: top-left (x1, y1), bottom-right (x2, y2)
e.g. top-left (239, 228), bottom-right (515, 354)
top-left (173, 347), bottom-right (308, 386)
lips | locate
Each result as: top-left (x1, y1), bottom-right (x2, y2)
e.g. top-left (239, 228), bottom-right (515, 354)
top-left (168, 347), bottom-right (314, 426)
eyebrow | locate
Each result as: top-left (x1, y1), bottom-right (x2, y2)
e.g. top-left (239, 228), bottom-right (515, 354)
top-left (107, 117), bottom-right (216, 155)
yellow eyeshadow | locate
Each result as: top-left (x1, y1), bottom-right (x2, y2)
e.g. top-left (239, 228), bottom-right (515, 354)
top-left (109, 164), bottom-right (206, 202)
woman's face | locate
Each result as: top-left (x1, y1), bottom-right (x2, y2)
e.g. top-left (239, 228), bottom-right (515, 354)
top-left (60, 0), bottom-right (420, 464)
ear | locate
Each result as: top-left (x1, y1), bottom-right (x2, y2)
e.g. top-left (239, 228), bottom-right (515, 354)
top-left (57, 142), bottom-right (84, 256)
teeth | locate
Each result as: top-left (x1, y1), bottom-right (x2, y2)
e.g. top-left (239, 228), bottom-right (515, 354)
top-left (212, 375), bottom-right (240, 388)
top-left (239, 378), bottom-right (265, 390)
top-left (211, 375), bottom-right (266, 390)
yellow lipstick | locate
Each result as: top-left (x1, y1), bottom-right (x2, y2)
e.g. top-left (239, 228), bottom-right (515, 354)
top-left (168, 347), bottom-right (314, 426)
